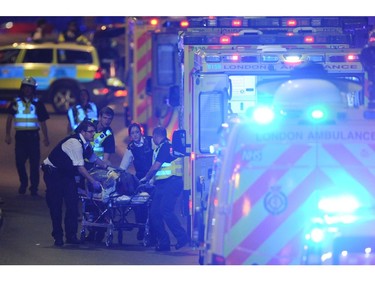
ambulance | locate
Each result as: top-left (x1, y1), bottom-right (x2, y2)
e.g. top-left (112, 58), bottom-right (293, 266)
top-left (169, 17), bottom-right (375, 264)
top-left (121, 17), bottom-right (188, 135)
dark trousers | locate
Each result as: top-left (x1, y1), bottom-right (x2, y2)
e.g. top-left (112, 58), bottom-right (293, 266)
top-left (15, 130), bottom-right (40, 192)
top-left (43, 166), bottom-right (78, 241)
top-left (149, 176), bottom-right (187, 246)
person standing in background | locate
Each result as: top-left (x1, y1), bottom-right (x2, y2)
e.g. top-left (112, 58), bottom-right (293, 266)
top-left (29, 18), bottom-right (48, 43)
top-left (89, 106), bottom-right (115, 167)
top-left (58, 20), bottom-right (90, 45)
top-left (67, 89), bottom-right (98, 134)
top-left (5, 77), bottom-right (50, 196)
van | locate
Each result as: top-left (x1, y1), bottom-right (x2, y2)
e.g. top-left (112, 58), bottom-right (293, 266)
top-left (0, 42), bottom-right (125, 113)
top-left (199, 76), bottom-right (375, 265)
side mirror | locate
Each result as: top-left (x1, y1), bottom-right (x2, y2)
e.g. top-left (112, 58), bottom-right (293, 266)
top-left (172, 129), bottom-right (189, 157)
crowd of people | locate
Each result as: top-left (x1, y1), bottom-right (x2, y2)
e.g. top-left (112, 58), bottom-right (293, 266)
top-left (28, 18), bottom-right (91, 45)
top-left (3, 76), bottom-right (188, 252)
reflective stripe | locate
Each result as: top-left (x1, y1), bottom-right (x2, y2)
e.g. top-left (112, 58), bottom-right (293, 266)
top-left (92, 129), bottom-right (112, 159)
top-left (14, 99), bottom-right (39, 130)
top-left (153, 142), bottom-right (183, 180)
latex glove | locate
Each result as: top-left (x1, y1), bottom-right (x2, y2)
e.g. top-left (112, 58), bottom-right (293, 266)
top-left (107, 166), bottom-right (116, 172)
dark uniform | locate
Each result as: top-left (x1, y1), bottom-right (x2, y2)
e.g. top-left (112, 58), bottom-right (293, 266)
top-left (128, 136), bottom-right (153, 180)
top-left (7, 96), bottom-right (49, 195)
top-left (149, 138), bottom-right (188, 250)
top-left (126, 136), bottom-right (154, 240)
top-left (42, 133), bottom-right (93, 244)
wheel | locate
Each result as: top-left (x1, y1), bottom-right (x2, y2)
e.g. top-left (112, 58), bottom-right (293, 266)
top-left (106, 233), bottom-right (113, 247)
top-left (50, 81), bottom-right (80, 114)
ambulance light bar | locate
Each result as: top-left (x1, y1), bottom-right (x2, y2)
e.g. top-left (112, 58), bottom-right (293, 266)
top-left (186, 17), bottom-right (367, 29)
top-left (329, 54), bottom-right (360, 62)
top-left (203, 54), bottom-right (340, 64)
top-left (184, 34), bottom-right (351, 45)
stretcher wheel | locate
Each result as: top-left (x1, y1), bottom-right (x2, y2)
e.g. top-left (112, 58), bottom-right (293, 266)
top-left (143, 233), bottom-right (151, 247)
top-left (80, 229), bottom-right (86, 242)
top-left (106, 233), bottom-right (113, 247)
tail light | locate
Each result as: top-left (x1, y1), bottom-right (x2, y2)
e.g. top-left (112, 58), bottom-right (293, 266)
top-left (94, 68), bottom-right (105, 80)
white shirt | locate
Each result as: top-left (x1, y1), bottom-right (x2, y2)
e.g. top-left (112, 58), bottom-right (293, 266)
top-left (44, 133), bottom-right (97, 167)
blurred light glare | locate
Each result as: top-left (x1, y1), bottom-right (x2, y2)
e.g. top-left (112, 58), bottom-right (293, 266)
top-left (252, 106), bottom-right (275, 124)
top-left (311, 227), bottom-right (324, 243)
top-left (318, 195), bottom-right (360, 213)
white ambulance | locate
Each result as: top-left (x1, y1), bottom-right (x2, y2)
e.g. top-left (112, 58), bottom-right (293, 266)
top-left (201, 70), bottom-right (375, 265)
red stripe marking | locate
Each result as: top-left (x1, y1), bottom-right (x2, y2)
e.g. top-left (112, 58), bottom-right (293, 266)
top-left (323, 143), bottom-right (375, 197)
top-left (136, 31), bottom-right (150, 47)
top-left (227, 169), bottom-right (330, 264)
top-left (230, 144), bottom-right (311, 226)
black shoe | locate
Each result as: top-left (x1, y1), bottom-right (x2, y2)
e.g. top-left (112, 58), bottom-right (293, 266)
top-left (155, 244), bottom-right (171, 252)
top-left (18, 186), bottom-right (27, 194)
top-left (175, 238), bottom-right (188, 250)
top-left (66, 237), bottom-right (82, 244)
top-left (54, 238), bottom-right (64, 247)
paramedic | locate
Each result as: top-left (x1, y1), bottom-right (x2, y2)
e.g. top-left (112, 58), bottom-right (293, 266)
top-left (84, 106), bottom-right (115, 243)
top-left (120, 122), bottom-right (154, 242)
top-left (5, 77), bottom-right (50, 196)
top-left (42, 120), bottom-right (108, 247)
top-left (140, 126), bottom-right (188, 251)
top-left (67, 88), bottom-right (98, 134)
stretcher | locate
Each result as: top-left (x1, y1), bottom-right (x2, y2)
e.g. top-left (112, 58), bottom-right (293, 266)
top-left (78, 168), bottom-right (153, 247)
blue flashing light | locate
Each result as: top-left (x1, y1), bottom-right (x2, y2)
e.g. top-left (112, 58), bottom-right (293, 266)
top-left (318, 195), bottom-right (360, 213)
top-left (306, 106), bottom-right (329, 123)
top-left (252, 106), bottom-right (275, 124)
top-left (310, 227), bottom-right (324, 243)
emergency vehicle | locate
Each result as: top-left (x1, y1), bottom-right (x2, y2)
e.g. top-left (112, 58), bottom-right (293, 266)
top-left (169, 16), bottom-right (375, 264)
top-left (119, 17), bottom-right (188, 135)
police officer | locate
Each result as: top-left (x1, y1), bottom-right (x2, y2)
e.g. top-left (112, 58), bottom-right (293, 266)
top-left (140, 126), bottom-right (188, 251)
top-left (5, 77), bottom-right (50, 196)
top-left (90, 106), bottom-right (115, 167)
top-left (42, 120), bottom-right (108, 247)
top-left (84, 106), bottom-right (115, 243)
top-left (67, 88), bottom-right (98, 134)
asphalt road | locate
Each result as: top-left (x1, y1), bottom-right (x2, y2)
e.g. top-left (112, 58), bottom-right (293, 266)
top-left (0, 106), bottom-right (199, 270)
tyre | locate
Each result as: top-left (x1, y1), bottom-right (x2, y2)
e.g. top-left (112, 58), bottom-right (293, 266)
top-left (49, 81), bottom-right (80, 114)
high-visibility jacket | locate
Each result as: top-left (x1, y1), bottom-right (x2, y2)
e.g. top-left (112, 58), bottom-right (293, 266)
top-left (14, 97), bottom-right (39, 131)
top-left (67, 102), bottom-right (98, 131)
top-left (153, 140), bottom-right (183, 181)
top-left (91, 129), bottom-right (112, 159)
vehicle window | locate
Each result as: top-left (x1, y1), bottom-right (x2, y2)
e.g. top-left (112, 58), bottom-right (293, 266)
top-left (23, 49), bottom-right (53, 63)
top-left (57, 49), bottom-right (93, 64)
top-left (0, 49), bottom-right (20, 64)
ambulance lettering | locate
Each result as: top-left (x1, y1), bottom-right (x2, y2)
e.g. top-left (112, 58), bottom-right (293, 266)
top-left (223, 64), bottom-right (269, 71)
